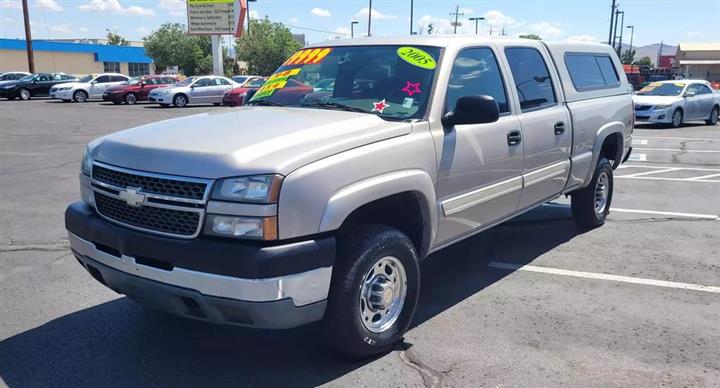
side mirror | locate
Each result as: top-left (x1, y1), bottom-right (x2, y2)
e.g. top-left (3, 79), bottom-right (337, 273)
top-left (442, 95), bottom-right (500, 128)
top-left (90, 80), bottom-right (97, 84)
top-left (243, 89), bottom-right (258, 105)
top-left (684, 90), bottom-right (696, 98)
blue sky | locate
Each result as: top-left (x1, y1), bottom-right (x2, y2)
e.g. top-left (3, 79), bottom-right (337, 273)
top-left (1, 0), bottom-right (718, 46)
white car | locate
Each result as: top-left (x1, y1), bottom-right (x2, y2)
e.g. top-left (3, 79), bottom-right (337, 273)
top-left (633, 80), bottom-right (720, 127)
top-left (148, 75), bottom-right (239, 107)
top-left (50, 73), bottom-right (130, 102)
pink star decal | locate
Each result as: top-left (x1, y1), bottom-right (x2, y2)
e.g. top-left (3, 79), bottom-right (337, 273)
top-left (401, 81), bottom-right (422, 97)
top-left (372, 99), bottom-right (390, 114)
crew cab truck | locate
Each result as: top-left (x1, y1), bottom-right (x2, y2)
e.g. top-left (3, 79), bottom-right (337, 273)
top-left (65, 37), bottom-right (633, 358)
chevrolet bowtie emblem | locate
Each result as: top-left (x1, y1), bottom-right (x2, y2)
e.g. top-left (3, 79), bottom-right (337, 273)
top-left (119, 187), bottom-right (146, 207)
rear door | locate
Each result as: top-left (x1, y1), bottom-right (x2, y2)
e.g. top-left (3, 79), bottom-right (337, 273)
top-left (33, 74), bottom-right (54, 96)
top-left (504, 46), bottom-right (571, 209)
top-left (212, 78), bottom-right (233, 102)
top-left (694, 84), bottom-right (716, 118)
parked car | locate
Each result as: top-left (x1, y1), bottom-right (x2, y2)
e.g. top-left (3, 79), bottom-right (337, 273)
top-left (0, 71), bottom-right (30, 81)
top-left (231, 75), bottom-right (264, 86)
top-left (633, 80), bottom-right (720, 127)
top-left (222, 77), bottom-right (266, 106)
top-left (0, 73), bottom-right (78, 100)
top-left (49, 73), bottom-right (130, 102)
top-left (65, 37), bottom-right (632, 358)
top-left (148, 75), bottom-right (238, 107)
top-left (102, 75), bottom-right (180, 105)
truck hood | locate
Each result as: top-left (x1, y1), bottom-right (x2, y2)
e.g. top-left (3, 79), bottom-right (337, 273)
top-left (632, 95), bottom-right (682, 106)
top-left (90, 107), bottom-right (411, 178)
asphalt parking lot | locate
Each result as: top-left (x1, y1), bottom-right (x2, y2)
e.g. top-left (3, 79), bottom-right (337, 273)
top-left (1, 99), bottom-right (719, 387)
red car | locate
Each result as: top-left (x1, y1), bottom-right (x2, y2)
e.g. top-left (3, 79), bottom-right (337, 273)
top-left (102, 75), bottom-right (179, 105)
top-left (222, 77), bottom-right (267, 106)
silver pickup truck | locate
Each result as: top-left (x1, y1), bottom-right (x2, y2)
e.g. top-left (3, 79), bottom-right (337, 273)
top-left (65, 36), bottom-right (633, 357)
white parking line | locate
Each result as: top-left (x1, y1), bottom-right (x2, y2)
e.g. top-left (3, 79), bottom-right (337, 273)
top-left (687, 173), bottom-right (720, 181)
top-left (633, 139), bottom-right (649, 145)
top-left (617, 167), bottom-right (680, 178)
top-left (633, 148), bottom-right (720, 153)
top-left (628, 153), bottom-right (646, 162)
top-left (611, 208), bottom-right (719, 220)
top-left (618, 164), bottom-right (720, 172)
top-left (632, 135), bottom-right (719, 142)
top-left (615, 176), bottom-right (720, 183)
top-left (488, 261), bottom-right (720, 294)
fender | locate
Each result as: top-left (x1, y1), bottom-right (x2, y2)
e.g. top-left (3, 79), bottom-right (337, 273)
top-left (319, 169), bottom-right (437, 256)
top-left (580, 122), bottom-right (625, 188)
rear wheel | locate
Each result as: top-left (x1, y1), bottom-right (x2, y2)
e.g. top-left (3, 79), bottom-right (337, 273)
top-left (18, 88), bottom-right (30, 100)
top-left (125, 93), bottom-right (138, 105)
top-left (571, 158), bottom-right (613, 228)
top-left (706, 106), bottom-right (719, 125)
top-left (173, 94), bottom-right (188, 108)
top-left (73, 90), bottom-right (88, 103)
top-left (325, 225), bottom-right (420, 358)
top-left (670, 108), bottom-right (683, 128)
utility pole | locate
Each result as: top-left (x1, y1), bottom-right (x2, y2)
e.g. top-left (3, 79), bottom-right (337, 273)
top-left (501, 27), bottom-right (506, 36)
top-left (616, 10), bottom-right (624, 56)
top-left (351, 20), bottom-right (358, 38)
top-left (607, 0), bottom-right (617, 45)
top-left (450, 5), bottom-right (464, 34)
top-left (367, 0), bottom-right (373, 36)
top-left (611, 9), bottom-right (620, 50)
top-left (21, 0), bottom-right (34, 73)
top-left (626, 25), bottom-right (634, 53)
top-left (468, 17), bottom-right (485, 35)
top-left (410, 0), bottom-right (414, 35)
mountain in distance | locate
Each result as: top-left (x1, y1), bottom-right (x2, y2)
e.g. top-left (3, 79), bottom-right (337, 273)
top-left (614, 42), bottom-right (677, 64)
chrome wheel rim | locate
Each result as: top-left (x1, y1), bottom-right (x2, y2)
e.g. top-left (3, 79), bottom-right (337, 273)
top-left (20, 89), bottom-right (29, 100)
top-left (175, 96), bottom-right (187, 107)
top-left (594, 171), bottom-right (609, 216)
top-left (126, 94), bottom-right (136, 104)
top-left (672, 111), bottom-right (682, 126)
top-left (359, 256), bottom-right (407, 333)
top-left (76, 92), bottom-right (86, 102)
top-left (712, 109), bottom-right (719, 124)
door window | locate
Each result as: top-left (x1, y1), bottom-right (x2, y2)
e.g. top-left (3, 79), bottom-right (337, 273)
top-left (193, 78), bottom-right (213, 87)
top-left (445, 47), bottom-right (510, 114)
top-left (110, 75), bottom-right (127, 82)
top-left (94, 75), bottom-right (111, 83)
top-left (695, 84), bottom-right (712, 95)
top-left (37, 74), bottom-right (51, 82)
top-left (505, 47), bottom-right (557, 111)
top-left (214, 78), bottom-right (231, 86)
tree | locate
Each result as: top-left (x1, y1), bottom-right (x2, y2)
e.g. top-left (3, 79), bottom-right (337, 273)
top-left (634, 56), bottom-right (653, 67)
top-left (143, 23), bottom-right (212, 76)
top-left (106, 30), bottom-right (128, 46)
top-left (235, 18), bottom-right (303, 76)
top-left (621, 49), bottom-right (636, 65)
top-left (519, 34), bottom-right (541, 40)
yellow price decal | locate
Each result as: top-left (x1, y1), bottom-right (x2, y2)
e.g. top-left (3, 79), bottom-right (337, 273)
top-left (283, 48), bottom-right (333, 66)
top-left (267, 68), bottom-right (301, 83)
top-left (397, 47), bottom-right (437, 70)
top-left (674, 83), bottom-right (686, 87)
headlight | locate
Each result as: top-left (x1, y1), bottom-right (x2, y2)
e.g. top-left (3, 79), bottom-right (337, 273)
top-left (2, 85), bottom-right (14, 89)
top-left (81, 147), bottom-right (93, 176)
top-left (654, 104), bottom-right (670, 109)
top-left (205, 215), bottom-right (277, 240)
top-left (211, 175), bottom-right (282, 203)
top-left (159, 90), bottom-right (172, 95)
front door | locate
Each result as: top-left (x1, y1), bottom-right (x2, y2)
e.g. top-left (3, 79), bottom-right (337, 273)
top-left (436, 47), bottom-right (523, 244)
top-left (504, 47), bottom-right (572, 209)
top-left (684, 84), bottom-right (705, 119)
top-left (189, 78), bottom-right (215, 103)
top-left (89, 75), bottom-right (112, 98)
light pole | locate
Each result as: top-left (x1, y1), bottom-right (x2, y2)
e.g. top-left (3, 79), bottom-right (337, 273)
top-left (626, 25), bottom-right (635, 53)
top-left (608, 0), bottom-right (617, 45)
top-left (351, 20), bottom-right (359, 38)
top-left (611, 9), bottom-right (621, 50)
top-left (468, 17), bottom-right (485, 35)
top-left (410, 0), bottom-right (414, 35)
top-left (367, 0), bottom-right (373, 36)
top-left (616, 10), bottom-right (625, 56)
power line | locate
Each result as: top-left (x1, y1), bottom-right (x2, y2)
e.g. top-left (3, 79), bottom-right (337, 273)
top-left (248, 16), bottom-right (352, 36)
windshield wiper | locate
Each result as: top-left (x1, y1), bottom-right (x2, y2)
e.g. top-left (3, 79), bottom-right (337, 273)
top-left (247, 100), bottom-right (285, 107)
top-left (301, 101), bottom-right (368, 114)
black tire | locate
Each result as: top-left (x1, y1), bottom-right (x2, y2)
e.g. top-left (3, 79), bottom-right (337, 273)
top-left (125, 93), bottom-right (138, 105)
top-left (325, 225), bottom-right (420, 358)
top-left (670, 108), bottom-right (683, 128)
top-left (213, 102), bottom-right (221, 106)
top-left (173, 94), bottom-right (188, 107)
top-left (112, 100), bottom-right (121, 105)
top-left (571, 158), bottom-right (613, 228)
top-left (73, 90), bottom-right (88, 103)
top-left (706, 106), bottom-right (719, 125)
top-left (18, 88), bottom-right (31, 100)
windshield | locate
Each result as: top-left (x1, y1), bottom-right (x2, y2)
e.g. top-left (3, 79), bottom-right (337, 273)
top-left (232, 76), bottom-right (249, 84)
top-left (126, 77), bottom-right (143, 85)
top-left (175, 77), bottom-right (195, 87)
top-left (245, 78), bottom-right (265, 87)
top-left (78, 75), bottom-right (95, 83)
top-left (249, 45), bottom-right (441, 119)
top-left (637, 82), bottom-right (685, 96)
top-left (18, 74), bottom-right (36, 82)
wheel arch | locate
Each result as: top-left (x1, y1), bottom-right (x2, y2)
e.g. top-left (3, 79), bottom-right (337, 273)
top-left (581, 124), bottom-right (625, 188)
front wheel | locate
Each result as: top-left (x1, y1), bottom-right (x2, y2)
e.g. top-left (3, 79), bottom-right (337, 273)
top-left (18, 88), bottom-right (31, 100)
top-left (125, 93), bottom-right (138, 105)
top-left (571, 158), bottom-right (613, 228)
top-left (325, 225), bottom-right (420, 358)
top-left (173, 94), bottom-right (188, 108)
top-left (670, 108), bottom-right (683, 128)
top-left (706, 106), bottom-right (719, 125)
top-left (73, 90), bottom-right (88, 103)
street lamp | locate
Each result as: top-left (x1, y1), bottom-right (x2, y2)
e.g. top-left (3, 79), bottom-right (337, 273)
top-left (410, 0), bottom-right (414, 35)
top-left (626, 25), bottom-right (635, 53)
top-left (351, 20), bottom-right (359, 38)
top-left (367, 0), bottom-right (373, 36)
top-left (614, 10), bottom-right (624, 56)
top-left (468, 17), bottom-right (485, 35)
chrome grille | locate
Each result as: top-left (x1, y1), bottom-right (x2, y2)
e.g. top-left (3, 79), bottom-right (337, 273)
top-left (634, 105), bottom-right (652, 111)
top-left (95, 193), bottom-right (201, 236)
top-left (93, 164), bottom-right (207, 200)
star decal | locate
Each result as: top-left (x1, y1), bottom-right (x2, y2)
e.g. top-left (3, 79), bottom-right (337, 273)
top-left (372, 99), bottom-right (390, 114)
top-left (401, 81), bottom-right (422, 97)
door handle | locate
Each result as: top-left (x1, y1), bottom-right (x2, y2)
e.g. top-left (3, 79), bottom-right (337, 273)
top-left (507, 130), bottom-right (522, 146)
top-left (554, 121), bottom-right (565, 135)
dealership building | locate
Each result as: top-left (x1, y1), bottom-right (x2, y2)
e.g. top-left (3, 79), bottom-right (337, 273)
top-left (0, 38), bottom-right (154, 76)
top-left (676, 43), bottom-right (720, 82)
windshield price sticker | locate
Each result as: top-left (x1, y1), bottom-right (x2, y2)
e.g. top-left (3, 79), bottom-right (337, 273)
top-left (283, 48), bottom-right (333, 66)
top-left (251, 68), bottom-right (302, 100)
top-left (397, 47), bottom-right (437, 70)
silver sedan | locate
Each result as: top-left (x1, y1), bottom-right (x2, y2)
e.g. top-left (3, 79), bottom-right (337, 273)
top-left (148, 76), bottom-right (239, 107)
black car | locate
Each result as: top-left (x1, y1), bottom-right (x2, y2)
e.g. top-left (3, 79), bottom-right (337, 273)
top-left (0, 73), bottom-right (78, 100)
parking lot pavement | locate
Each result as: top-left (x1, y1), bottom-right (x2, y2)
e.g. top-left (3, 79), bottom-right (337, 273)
top-left (1, 101), bottom-right (719, 387)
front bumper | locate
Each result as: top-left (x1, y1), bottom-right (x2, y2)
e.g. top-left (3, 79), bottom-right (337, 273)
top-left (223, 94), bottom-right (244, 106)
top-left (634, 108), bottom-right (672, 124)
top-left (148, 95), bottom-right (169, 103)
top-left (0, 89), bottom-right (18, 98)
top-left (102, 93), bottom-right (123, 102)
top-left (65, 202), bottom-right (335, 329)
top-left (51, 90), bottom-right (74, 100)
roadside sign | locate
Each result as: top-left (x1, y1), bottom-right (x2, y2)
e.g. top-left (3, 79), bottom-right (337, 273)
top-left (187, 0), bottom-right (246, 37)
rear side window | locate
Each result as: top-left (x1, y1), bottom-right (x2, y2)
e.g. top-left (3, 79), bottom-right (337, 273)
top-left (505, 47), bottom-right (557, 111)
top-left (565, 54), bottom-right (620, 91)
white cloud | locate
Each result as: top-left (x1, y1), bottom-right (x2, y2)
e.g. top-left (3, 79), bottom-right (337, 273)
top-left (482, 10), bottom-right (522, 30)
top-left (79, 26), bottom-right (90, 33)
top-left (157, 0), bottom-right (185, 17)
top-left (310, 7), bottom-right (331, 17)
top-left (30, 21), bottom-right (72, 34)
top-left (137, 25), bottom-right (149, 36)
top-left (35, 0), bottom-right (62, 11)
top-left (416, 15), bottom-right (454, 35)
top-left (289, 17), bottom-right (299, 25)
top-left (524, 21), bottom-right (564, 39)
top-left (565, 35), bottom-right (599, 43)
top-left (687, 31), bottom-right (701, 36)
top-left (356, 7), bottom-right (397, 20)
top-left (327, 26), bottom-right (351, 40)
top-left (0, 0), bottom-right (21, 9)
top-left (459, 7), bottom-right (474, 15)
top-left (78, 0), bottom-right (154, 17)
